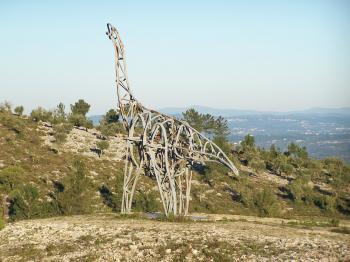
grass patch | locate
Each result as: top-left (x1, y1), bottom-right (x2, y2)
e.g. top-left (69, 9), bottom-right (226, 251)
top-left (45, 243), bottom-right (77, 256)
top-left (284, 218), bottom-right (340, 228)
top-left (331, 227), bottom-right (350, 235)
top-left (5, 244), bottom-right (44, 261)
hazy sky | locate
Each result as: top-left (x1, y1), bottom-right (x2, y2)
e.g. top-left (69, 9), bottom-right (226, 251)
top-left (0, 0), bottom-right (349, 114)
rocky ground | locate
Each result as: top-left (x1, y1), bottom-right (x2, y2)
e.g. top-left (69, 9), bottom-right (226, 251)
top-left (39, 123), bottom-right (126, 161)
top-left (0, 214), bottom-right (349, 261)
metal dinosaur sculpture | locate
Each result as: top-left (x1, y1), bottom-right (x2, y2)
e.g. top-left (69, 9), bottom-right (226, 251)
top-left (106, 23), bottom-right (239, 216)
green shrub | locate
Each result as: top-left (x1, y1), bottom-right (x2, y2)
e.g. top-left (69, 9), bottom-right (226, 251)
top-left (212, 135), bottom-right (231, 155)
top-left (253, 188), bottom-right (281, 217)
top-left (134, 191), bottom-right (161, 212)
top-left (99, 185), bottom-right (119, 212)
top-left (98, 122), bottom-right (125, 136)
top-left (285, 175), bottom-right (313, 205)
top-left (53, 123), bottom-right (73, 144)
top-left (329, 218), bottom-right (340, 227)
top-left (313, 195), bottom-right (336, 213)
top-left (331, 227), bottom-right (350, 234)
top-left (70, 99), bottom-right (90, 116)
top-left (336, 197), bottom-right (350, 215)
top-left (239, 186), bottom-right (254, 208)
top-left (249, 158), bottom-right (266, 172)
top-left (56, 159), bottom-right (93, 215)
top-left (9, 184), bottom-right (41, 220)
top-left (30, 107), bottom-right (53, 122)
top-left (68, 114), bottom-right (93, 129)
top-left (237, 179), bottom-right (280, 217)
top-left (0, 101), bottom-right (12, 112)
top-left (0, 195), bottom-right (5, 230)
top-left (0, 217), bottom-right (4, 230)
top-left (200, 162), bottom-right (231, 187)
top-left (241, 134), bottom-right (255, 150)
top-left (14, 106), bottom-right (24, 116)
top-left (287, 142), bottom-right (308, 159)
top-left (51, 102), bottom-right (66, 123)
top-left (0, 111), bottom-right (25, 135)
top-left (104, 109), bottom-right (119, 124)
top-left (96, 140), bottom-right (109, 154)
top-left (0, 166), bottom-right (25, 193)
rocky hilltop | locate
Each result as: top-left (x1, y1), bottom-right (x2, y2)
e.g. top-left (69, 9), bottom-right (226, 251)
top-left (0, 109), bottom-right (350, 260)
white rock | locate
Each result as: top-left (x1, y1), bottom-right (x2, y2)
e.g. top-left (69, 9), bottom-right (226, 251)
top-left (129, 244), bottom-right (138, 252)
top-left (192, 249), bottom-right (199, 255)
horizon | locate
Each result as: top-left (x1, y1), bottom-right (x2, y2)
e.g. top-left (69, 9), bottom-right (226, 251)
top-left (3, 99), bottom-right (350, 116)
top-left (1, 1), bottom-right (350, 114)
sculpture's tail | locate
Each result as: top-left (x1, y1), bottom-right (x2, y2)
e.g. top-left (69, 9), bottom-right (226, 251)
top-left (174, 122), bottom-right (239, 176)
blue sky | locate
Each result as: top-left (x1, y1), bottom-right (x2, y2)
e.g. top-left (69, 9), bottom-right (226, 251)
top-left (0, 0), bottom-right (349, 114)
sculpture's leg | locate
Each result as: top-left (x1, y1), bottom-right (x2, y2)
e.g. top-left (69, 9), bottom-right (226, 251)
top-left (174, 168), bottom-right (192, 216)
top-left (184, 168), bottom-right (192, 216)
top-left (121, 146), bottom-right (143, 214)
top-left (178, 175), bottom-right (183, 215)
top-left (121, 159), bottom-right (131, 214)
top-left (154, 168), bottom-right (175, 217)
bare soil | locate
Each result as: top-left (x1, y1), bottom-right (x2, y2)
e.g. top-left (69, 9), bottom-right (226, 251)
top-left (0, 214), bottom-right (349, 261)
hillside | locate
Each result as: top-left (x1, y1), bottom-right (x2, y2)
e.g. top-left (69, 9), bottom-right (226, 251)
top-left (1, 108), bottom-right (349, 221)
top-left (0, 107), bottom-right (350, 260)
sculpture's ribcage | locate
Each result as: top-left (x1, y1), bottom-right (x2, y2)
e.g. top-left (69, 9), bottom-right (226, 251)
top-left (126, 108), bottom-right (239, 176)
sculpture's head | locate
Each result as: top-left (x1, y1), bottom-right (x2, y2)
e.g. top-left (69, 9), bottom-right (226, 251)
top-left (106, 23), bottom-right (117, 40)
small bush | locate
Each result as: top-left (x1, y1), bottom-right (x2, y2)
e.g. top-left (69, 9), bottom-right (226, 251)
top-left (0, 166), bottom-right (25, 193)
top-left (0, 217), bottom-right (4, 230)
top-left (249, 158), bottom-right (266, 172)
top-left (241, 134), bottom-right (255, 150)
top-left (134, 191), bottom-right (160, 212)
top-left (100, 173), bottom-right (124, 212)
top-left (51, 102), bottom-right (66, 123)
top-left (331, 227), bottom-right (350, 234)
top-left (68, 114), bottom-right (93, 129)
top-left (99, 185), bottom-right (120, 212)
top-left (238, 181), bottom-right (281, 217)
top-left (70, 99), bottom-right (90, 116)
top-left (9, 184), bottom-right (41, 220)
top-left (286, 175), bottom-right (313, 205)
top-left (253, 188), bottom-right (281, 217)
top-left (313, 195), bottom-right (336, 213)
top-left (0, 111), bottom-right (25, 135)
top-left (98, 122), bottom-right (125, 136)
top-left (30, 107), bottom-right (53, 122)
top-left (56, 159), bottom-right (93, 215)
top-left (104, 109), bottom-right (119, 124)
top-left (329, 218), bottom-right (340, 227)
top-left (14, 106), bottom-right (24, 116)
top-left (0, 101), bottom-right (12, 112)
top-left (96, 140), bottom-right (109, 154)
top-left (158, 214), bottom-right (192, 223)
top-left (0, 195), bottom-right (5, 230)
top-left (53, 123), bottom-right (73, 144)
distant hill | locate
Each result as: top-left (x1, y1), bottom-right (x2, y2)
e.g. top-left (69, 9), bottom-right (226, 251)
top-left (158, 106), bottom-right (350, 117)
top-left (89, 106), bottom-right (350, 122)
top-left (89, 106), bottom-right (350, 162)
top-left (292, 107), bottom-right (350, 116)
top-left (158, 105), bottom-right (267, 117)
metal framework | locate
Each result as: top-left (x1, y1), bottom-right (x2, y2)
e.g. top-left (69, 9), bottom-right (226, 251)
top-left (106, 23), bottom-right (239, 216)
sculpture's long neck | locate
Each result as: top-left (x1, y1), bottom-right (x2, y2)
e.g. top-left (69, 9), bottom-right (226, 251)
top-left (106, 24), bottom-right (137, 130)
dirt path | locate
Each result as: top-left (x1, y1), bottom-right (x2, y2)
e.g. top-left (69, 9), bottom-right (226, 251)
top-left (0, 214), bottom-right (349, 261)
